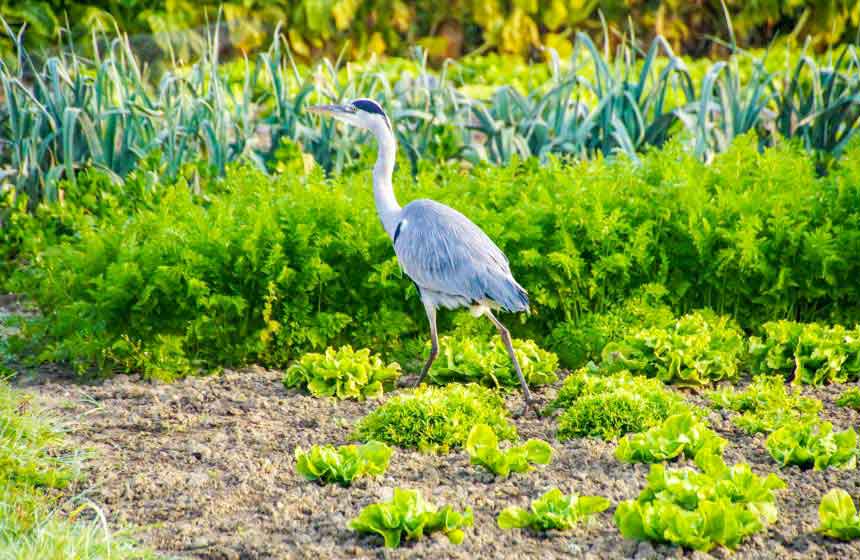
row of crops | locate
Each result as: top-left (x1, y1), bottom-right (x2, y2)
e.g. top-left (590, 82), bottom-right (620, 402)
top-left (2, 23), bottom-right (860, 209)
top-left (4, 135), bottom-right (860, 379)
top-left (282, 299), bottom-right (860, 550)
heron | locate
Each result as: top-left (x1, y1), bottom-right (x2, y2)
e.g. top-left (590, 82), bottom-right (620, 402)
top-left (307, 98), bottom-right (534, 414)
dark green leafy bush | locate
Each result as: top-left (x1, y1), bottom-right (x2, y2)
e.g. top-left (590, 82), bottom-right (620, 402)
top-left (707, 375), bottom-right (822, 434)
top-left (549, 367), bottom-right (692, 441)
top-left (818, 489), bottom-right (860, 541)
top-left (294, 441), bottom-right (392, 486)
top-left (283, 346), bottom-right (400, 400)
top-left (349, 488), bottom-right (472, 548)
top-left (602, 310), bottom-right (745, 386)
top-left (12, 138), bottom-right (860, 378)
top-left (749, 321), bottom-right (860, 385)
top-left (614, 455), bottom-right (785, 551)
top-left (765, 421), bottom-right (857, 470)
top-left (353, 384), bottom-right (516, 453)
top-left (465, 424), bottom-right (552, 478)
top-left (615, 412), bottom-right (728, 464)
top-left (497, 488), bottom-right (609, 532)
top-left (427, 336), bottom-right (558, 388)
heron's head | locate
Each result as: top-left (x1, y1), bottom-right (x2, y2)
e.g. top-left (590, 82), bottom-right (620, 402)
top-left (306, 98), bottom-right (392, 133)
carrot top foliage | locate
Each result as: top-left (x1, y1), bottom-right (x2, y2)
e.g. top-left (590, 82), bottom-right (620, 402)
top-left (7, 135), bottom-right (860, 378)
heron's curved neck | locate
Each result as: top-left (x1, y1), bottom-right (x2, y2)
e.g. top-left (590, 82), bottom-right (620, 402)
top-left (371, 123), bottom-right (400, 238)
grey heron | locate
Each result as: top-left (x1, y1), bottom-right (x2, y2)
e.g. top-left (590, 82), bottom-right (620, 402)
top-left (307, 99), bottom-right (534, 413)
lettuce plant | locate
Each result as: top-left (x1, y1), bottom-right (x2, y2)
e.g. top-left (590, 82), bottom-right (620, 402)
top-left (817, 489), bottom-right (860, 540)
top-left (548, 367), bottom-right (692, 441)
top-left (353, 384), bottom-right (516, 453)
top-left (547, 289), bottom-right (675, 369)
top-left (465, 424), bottom-right (552, 478)
top-left (283, 345), bottom-right (400, 400)
top-left (294, 441), bottom-right (392, 486)
top-left (426, 336), bottom-right (558, 388)
top-left (748, 321), bottom-right (860, 385)
top-left (602, 310), bottom-right (745, 385)
top-left (837, 388), bottom-right (860, 411)
top-left (498, 488), bottom-right (610, 532)
top-left (615, 455), bottom-right (785, 551)
top-left (349, 488), bottom-right (473, 548)
top-left (707, 375), bottom-right (822, 434)
top-left (765, 421), bottom-right (857, 470)
top-left (615, 412), bottom-right (728, 464)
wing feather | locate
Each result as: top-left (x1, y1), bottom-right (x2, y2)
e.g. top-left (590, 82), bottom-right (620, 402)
top-left (392, 199), bottom-right (528, 312)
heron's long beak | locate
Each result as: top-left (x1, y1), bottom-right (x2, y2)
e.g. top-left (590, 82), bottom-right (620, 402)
top-left (306, 104), bottom-right (355, 116)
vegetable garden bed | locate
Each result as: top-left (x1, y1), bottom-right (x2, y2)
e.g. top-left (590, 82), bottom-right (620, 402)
top-left (20, 365), bottom-right (860, 559)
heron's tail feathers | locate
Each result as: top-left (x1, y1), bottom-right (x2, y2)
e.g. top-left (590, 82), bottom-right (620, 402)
top-left (491, 275), bottom-right (529, 314)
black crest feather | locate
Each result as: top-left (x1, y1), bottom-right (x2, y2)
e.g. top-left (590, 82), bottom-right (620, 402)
top-left (352, 98), bottom-right (391, 130)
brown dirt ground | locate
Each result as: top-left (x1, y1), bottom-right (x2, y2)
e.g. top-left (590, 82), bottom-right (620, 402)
top-left (15, 363), bottom-right (860, 560)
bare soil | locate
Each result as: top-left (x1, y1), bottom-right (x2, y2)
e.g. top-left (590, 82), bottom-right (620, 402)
top-left (17, 364), bottom-right (860, 560)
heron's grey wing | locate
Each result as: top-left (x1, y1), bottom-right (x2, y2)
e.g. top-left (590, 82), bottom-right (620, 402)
top-left (393, 199), bottom-right (528, 312)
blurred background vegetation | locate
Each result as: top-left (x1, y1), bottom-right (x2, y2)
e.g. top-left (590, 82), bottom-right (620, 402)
top-left (1, 1), bottom-right (858, 64)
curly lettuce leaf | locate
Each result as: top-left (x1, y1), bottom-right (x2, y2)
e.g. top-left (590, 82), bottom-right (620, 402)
top-left (817, 489), bottom-right (860, 540)
top-left (284, 345), bottom-right (401, 400)
top-left (349, 488), bottom-right (473, 548)
top-left (615, 412), bottom-right (728, 464)
top-left (498, 488), bottom-right (610, 531)
top-left (353, 383), bottom-right (516, 453)
top-left (295, 441), bottom-right (393, 485)
top-left (748, 322), bottom-right (860, 385)
top-left (602, 310), bottom-right (745, 386)
top-left (427, 336), bottom-right (558, 388)
top-left (466, 423), bottom-right (552, 477)
top-left (707, 375), bottom-right (822, 434)
top-left (766, 421), bottom-right (857, 470)
top-left (837, 388), bottom-right (860, 411)
top-left (614, 458), bottom-right (785, 551)
top-left (549, 367), bottom-right (693, 441)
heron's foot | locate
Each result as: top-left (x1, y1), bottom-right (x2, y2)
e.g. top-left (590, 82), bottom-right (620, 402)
top-left (514, 397), bottom-right (538, 419)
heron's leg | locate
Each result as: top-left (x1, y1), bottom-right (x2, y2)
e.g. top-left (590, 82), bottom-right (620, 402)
top-left (485, 309), bottom-right (534, 415)
top-left (414, 301), bottom-right (438, 387)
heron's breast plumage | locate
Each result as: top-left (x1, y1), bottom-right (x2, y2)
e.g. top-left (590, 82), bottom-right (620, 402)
top-left (391, 199), bottom-right (529, 313)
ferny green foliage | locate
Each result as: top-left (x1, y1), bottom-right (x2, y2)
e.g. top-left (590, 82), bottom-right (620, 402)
top-left (353, 384), bottom-right (516, 453)
top-left (549, 367), bottom-right (692, 441)
top-left (8, 136), bottom-right (860, 379)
